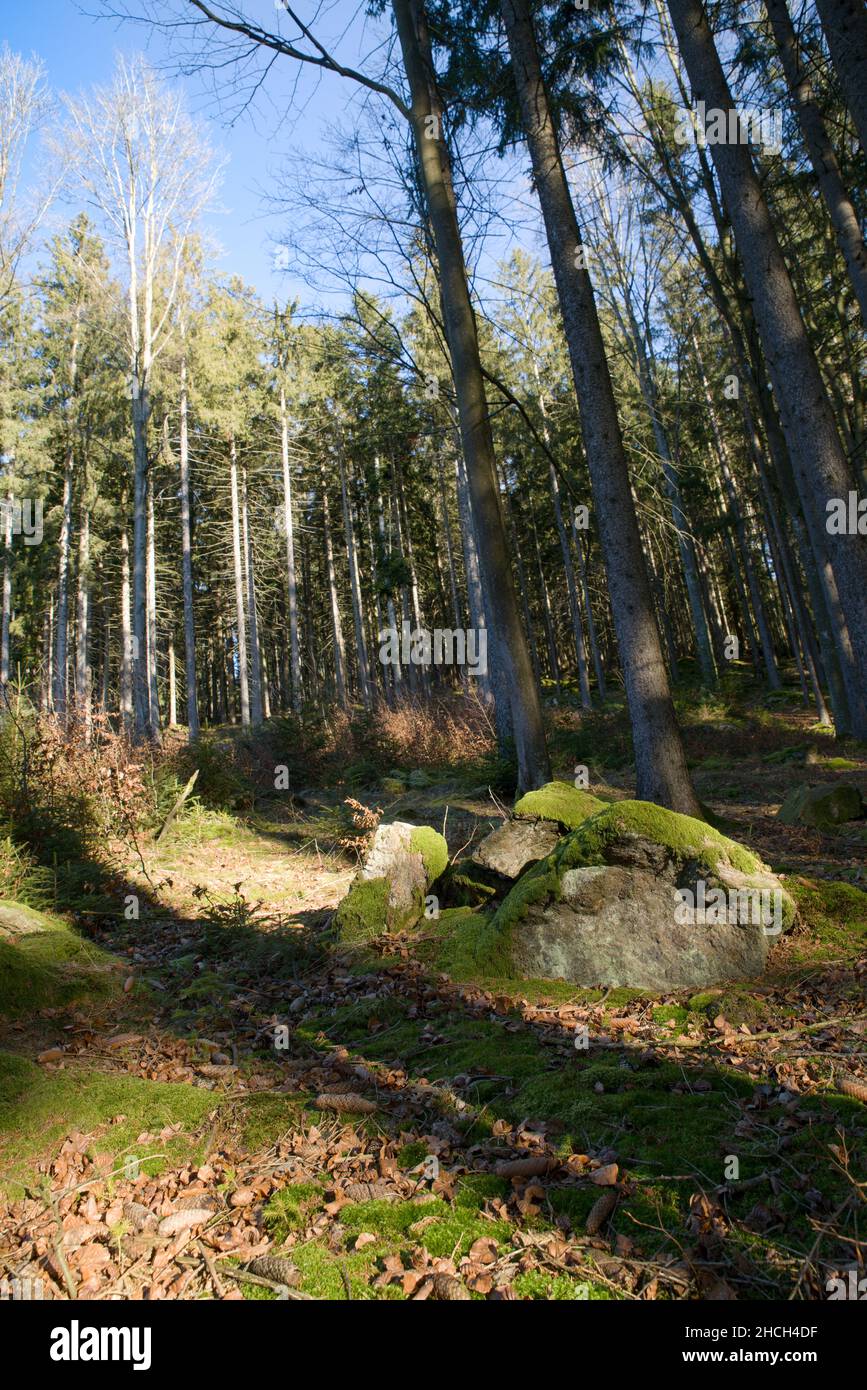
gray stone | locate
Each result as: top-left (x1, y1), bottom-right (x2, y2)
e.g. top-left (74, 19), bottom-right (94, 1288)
top-left (472, 818), bottom-right (560, 880)
top-left (508, 864), bottom-right (769, 991)
top-left (777, 783), bottom-right (863, 828)
top-left (359, 820), bottom-right (428, 919)
top-left (0, 901), bottom-right (54, 938)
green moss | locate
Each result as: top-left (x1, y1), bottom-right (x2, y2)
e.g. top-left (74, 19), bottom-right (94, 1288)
top-left (332, 877), bottom-right (390, 944)
top-left (409, 826), bottom-right (449, 884)
top-left (556, 800), bottom-right (765, 877)
top-left (441, 860), bottom-right (503, 909)
top-left (0, 906), bottom-right (119, 1018)
top-left (513, 781), bottom-right (603, 830)
top-left (788, 877), bottom-right (867, 955)
top-left (264, 1180), bottom-right (327, 1235)
top-left (652, 1005), bottom-right (690, 1028)
top-left (340, 1194), bottom-right (511, 1260)
top-left (777, 783), bottom-right (863, 828)
top-left (0, 1052), bottom-right (215, 1199)
top-left (687, 991), bottom-right (721, 1014)
top-left (513, 1269), bottom-right (613, 1300)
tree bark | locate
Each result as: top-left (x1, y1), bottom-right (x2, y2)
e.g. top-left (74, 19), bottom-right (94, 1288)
top-left (178, 335), bottom-right (200, 738)
top-left (667, 0), bottom-right (867, 738)
top-left (228, 433), bottom-right (251, 726)
top-left (814, 0), bottom-right (867, 156)
top-left (392, 0), bottom-right (550, 792)
top-left (765, 0), bottom-right (867, 327)
top-left (500, 0), bottom-right (699, 813)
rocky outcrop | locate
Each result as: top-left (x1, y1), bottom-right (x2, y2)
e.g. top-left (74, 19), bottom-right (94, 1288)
top-left (471, 818), bottom-right (560, 880)
top-left (450, 801), bottom-right (793, 991)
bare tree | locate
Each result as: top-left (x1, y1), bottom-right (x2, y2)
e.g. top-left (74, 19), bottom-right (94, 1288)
top-left (0, 45), bottom-right (53, 308)
top-left (59, 55), bottom-right (219, 739)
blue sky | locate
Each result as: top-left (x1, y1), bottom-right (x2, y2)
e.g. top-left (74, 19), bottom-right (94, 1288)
top-left (3, 0), bottom-right (392, 307)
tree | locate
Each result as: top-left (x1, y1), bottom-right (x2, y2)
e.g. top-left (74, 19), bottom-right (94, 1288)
top-left (495, 0), bottom-right (701, 814)
top-left (666, 0), bottom-right (867, 740)
top-left (61, 55), bottom-right (219, 740)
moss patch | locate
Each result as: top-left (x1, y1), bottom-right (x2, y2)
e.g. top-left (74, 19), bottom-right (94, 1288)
top-left (409, 826), bottom-right (449, 884)
top-left (789, 877), bottom-right (867, 956)
top-left (332, 877), bottom-right (390, 945)
top-left (0, 1052), bottom-right (216, 1199)
top-left (513, 781), bottom-right (603, 830)
top-left (0, 905), bottom-right (119, 1018)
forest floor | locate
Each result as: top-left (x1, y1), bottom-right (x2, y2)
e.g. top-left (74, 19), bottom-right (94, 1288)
top-left (1, 681), bottom-right (866, 1301)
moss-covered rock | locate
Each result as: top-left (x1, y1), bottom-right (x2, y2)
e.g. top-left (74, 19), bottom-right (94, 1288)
top-left (777, 783), bottom-right (863, 829)
top-left (332, 877), bottom-right (393, 945)
top-left (433, 801), bottom-right (793, 990)
top-left (471, 817), bottom-right (560, 880)
top-left (0, 902), bottom-right (119, 1019)
top-left (409, 826), bottom-right (449, 884)
top-left (333, 822), bottom-right (448, 945)
top-left (440, 860), bottom-right (505, 909)
top-left (513, 780), bottom-right (603, 830)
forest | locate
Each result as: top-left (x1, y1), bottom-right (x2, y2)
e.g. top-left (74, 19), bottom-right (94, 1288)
top-left (0, 0), bottom-right (865, 1323)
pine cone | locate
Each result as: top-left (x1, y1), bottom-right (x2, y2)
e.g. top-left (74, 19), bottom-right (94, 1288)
top-left (315, 1092), bottom-right (377, 1114)
top-left (585, 1188), bottom-right (618, 1235)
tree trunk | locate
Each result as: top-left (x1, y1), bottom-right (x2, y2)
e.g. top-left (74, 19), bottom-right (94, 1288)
top-left (146, 469), bottom-right (161, 738)
top-left (178, 339), bottom-right (200, 738)
top-left (500, 0), bottom-right (699, 813)
top-left (392, 0), bottom-right (550, 792)
top-left (241, 459), bottom-right (263, 726)
top-left (814, 0), bottom-right (867, 156)
top-left (280, 384), bottom-right (302, 711)
top-left (765, 0), bottom-right (867, 327)
top-left (666, 0), bottom-right (867, 738)
top-left (229, 433), bottom-right (251, 727)
top-left (338, 443), bottom-right (372, 705)
top-left (119, 516), bottom-right (133, 733)
top-left (131, 384), bottom-right (152, 739)
top-left (53, 447), bottom-right (74, 714)
top-left (75, 492), bottom-right (91, 733)
top-left (321, 467), bottom-right (347, 707)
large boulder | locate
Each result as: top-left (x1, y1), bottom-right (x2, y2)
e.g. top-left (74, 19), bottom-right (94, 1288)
top-left (0, 901), bottom-right (54, 939)
top-left (453, 801), bottom-right (794, 991)
top-left (777, 783), bottom-right (863, 829)
top-left (333, 821), bottom-right (448, 944)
